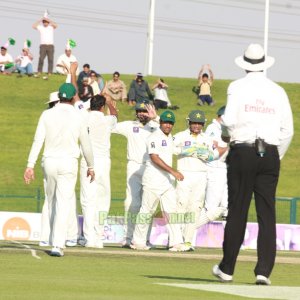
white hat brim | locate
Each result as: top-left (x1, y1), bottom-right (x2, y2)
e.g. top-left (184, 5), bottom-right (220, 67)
top-left (235, 55), bottom-right (275, 71)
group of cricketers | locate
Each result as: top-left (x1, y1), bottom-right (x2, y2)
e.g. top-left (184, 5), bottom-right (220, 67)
top-left (24, 62), bottom-right (229, 256)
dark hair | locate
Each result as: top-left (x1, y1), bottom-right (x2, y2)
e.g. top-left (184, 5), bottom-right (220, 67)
top-left (202, 73), bottom-right (209, 78)
top-left (58, 96), bottom-right (72, 103)
top-left (113, 71), bottom-right (120, 77)
top-left (159, 78), bottom-right (164, 83)
top-left (90, 71), bottom-right (98, 77)
top-left (83, 63), bottom-right (90, 68)
top-left (90, 95), bottom-right (106, 111)
top-left (1, 47), bottom-right (7, 50)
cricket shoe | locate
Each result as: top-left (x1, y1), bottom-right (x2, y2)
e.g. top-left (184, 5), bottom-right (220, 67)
top-left (184, 242), bottom-right (195, 251)
top-left (130, 243), bottom-right (151, 250)
top-left (39, 241), bottom-right (49, 247)
top-left (169, 243), bottom-right (190, 252)
top-left (212, 265), bottom-right (233, 282)
top-left (256, 275), bottom-right (271, 285)
top-left (65, 239), bottom-right (77, 247)
top-left (50, 247), bottom-right (64, 257)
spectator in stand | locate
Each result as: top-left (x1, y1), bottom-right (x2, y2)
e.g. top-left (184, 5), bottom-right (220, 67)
top-left (152, 78), bottom-right (179, 110)
top-left (0, 38), bottom-right (15, 74)
top-left (32, 11), bottom-right (57, 80)
top-left (89, 71), bottom-right (101, 95)
top-left (128, 73), bottom-right (153, 106)
top-left (56, 39), bottom-right (78, 75)
top-left (77, 63), bottom-right (92, 89)
top-left (197, 64), bottom-right (214, 106)
top-left (105, 71), bottom-right (127, 109)
top-left (78, 77), bottom-right (94, 102)
top-left (14, 40), bottom-right (34, 77)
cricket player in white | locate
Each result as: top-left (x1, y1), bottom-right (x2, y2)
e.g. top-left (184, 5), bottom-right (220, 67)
top-left (201, 106), bottom-right (229, 227)
top-left (112, 101), bottom-right (159, 247)
top-left (174, 110), bottom-right (217, 250)
top-left (39, 92), bottom-right (79, 247)
top-left (80, 95), bottom-right (117, 248)
top-left (24, 83), bottom-right (95, 257)
top-left (131, 110), bottom-right (189, 251)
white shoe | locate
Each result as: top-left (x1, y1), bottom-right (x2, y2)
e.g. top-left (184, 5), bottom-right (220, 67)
top-left (212, 265), bottom-right (233, 282)
top-left (184, 242), bottom-right (195, 251)
top-left (169, 243), bottom-right (190, 252)
top-left (39, 241), bottom-right (49, 247)
top-left (50, 247), bottom-right (64, 257)
top-left (130, 243), bottom-right (151, 250)
top-left (256, 275), bottom-right (271, 285)
top-left (65, 239), bottom-right (77, 247)
top-left (42, 76), bottom-right (48, 80)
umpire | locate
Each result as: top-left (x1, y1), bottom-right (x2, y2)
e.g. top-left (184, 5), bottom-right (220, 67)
top-left (212, 44), bottom-right (294, 285)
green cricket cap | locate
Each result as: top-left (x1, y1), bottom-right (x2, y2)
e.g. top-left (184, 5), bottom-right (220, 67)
top-left (160, 110), bottom-right (175, 124)
top-left (58, 83), bottom-right (76, 100)
top-left (187, 110), bottom-right (206, 123)
top-left (217, 105), bottom-right (226, 116)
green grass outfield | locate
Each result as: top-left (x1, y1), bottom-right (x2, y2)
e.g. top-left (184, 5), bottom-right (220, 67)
top-left (0, 73), bottom-right (299, 222)
top-left (1, 241), bottom-right (300, 300)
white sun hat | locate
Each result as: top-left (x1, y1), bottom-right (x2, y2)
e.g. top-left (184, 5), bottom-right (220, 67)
top-left (45, 91), bottom-right (59, 104)
top-left (235, 43), bottom-right (275, 72)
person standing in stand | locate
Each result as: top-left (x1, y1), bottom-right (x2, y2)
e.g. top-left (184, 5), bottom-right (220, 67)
top-left (33, 11), bottom-right (57, 80)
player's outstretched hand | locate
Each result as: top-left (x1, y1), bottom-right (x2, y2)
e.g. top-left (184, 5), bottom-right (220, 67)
top-left (24, 167), bottom-right (35, 185)
top-left (145, 103), bottom-right (157, 120)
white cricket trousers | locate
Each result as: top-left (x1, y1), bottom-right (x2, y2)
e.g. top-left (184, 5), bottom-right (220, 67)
top-left (176, 171), bottom-right (207, 244)
top-left (40, 177), bottom-right (78, 242)
top-left (123, 161), bottom-right (146, 244)
top-left (43, 157), bottom-right (78, 248)
top-left (80, 156), bottom-right (111, 245)
top-left (205, 166), bottom-right (228, 210)
top-left (133, 185), bottom-right (183, 247)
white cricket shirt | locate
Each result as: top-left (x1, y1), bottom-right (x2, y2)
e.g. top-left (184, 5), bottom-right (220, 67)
top-left (222, 72), bottom-right (293, 159)
top-left (27, 103), bottom-right (94, 168)
top-left (113, 120), bottom-right (158, 164)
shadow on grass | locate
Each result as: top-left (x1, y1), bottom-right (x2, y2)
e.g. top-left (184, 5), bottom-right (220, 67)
top-left (143, 275), bottom-right (217, 283)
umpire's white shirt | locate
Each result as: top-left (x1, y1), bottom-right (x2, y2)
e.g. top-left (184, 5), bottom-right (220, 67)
top-left (27, 103), bottom-right (94, 168)
top-left (222, 72), bottom-right (293, 159)
top-left (143, 128), bottom-right (174, 193)
top-left (113, 120), bottom-right (158, 164)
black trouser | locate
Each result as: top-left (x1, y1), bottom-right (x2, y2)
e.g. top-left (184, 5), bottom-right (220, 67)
top-left (38, 44), bottom-right (54, 74)
top-left (154, 99), bottom-right (168, 110)
top-left (219, 144), bottom-right (280, 277)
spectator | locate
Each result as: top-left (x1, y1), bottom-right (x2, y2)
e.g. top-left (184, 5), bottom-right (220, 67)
top-left (78, 77), bottom-right (94, 102)
top-left (89, 71), bottom-right (101, 95)
top-left (32, 11), bottom-right (57, 80)
top-left (105, 71), bottom-right (127, 108)
top-left (77, 64), bottom-right (94, 88)
top-left (14, 40), bottom-right (34, 77)
top-left (128, 73), bottom-right (153, 106)
top-left (56, 39), bottom-right (78, 75)
top-left (0, 38), bottom-right (15, 74)
top-left (152, 78), bottom-right (170, 110)
top-left (197, 64), bottom-right (214, 106)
